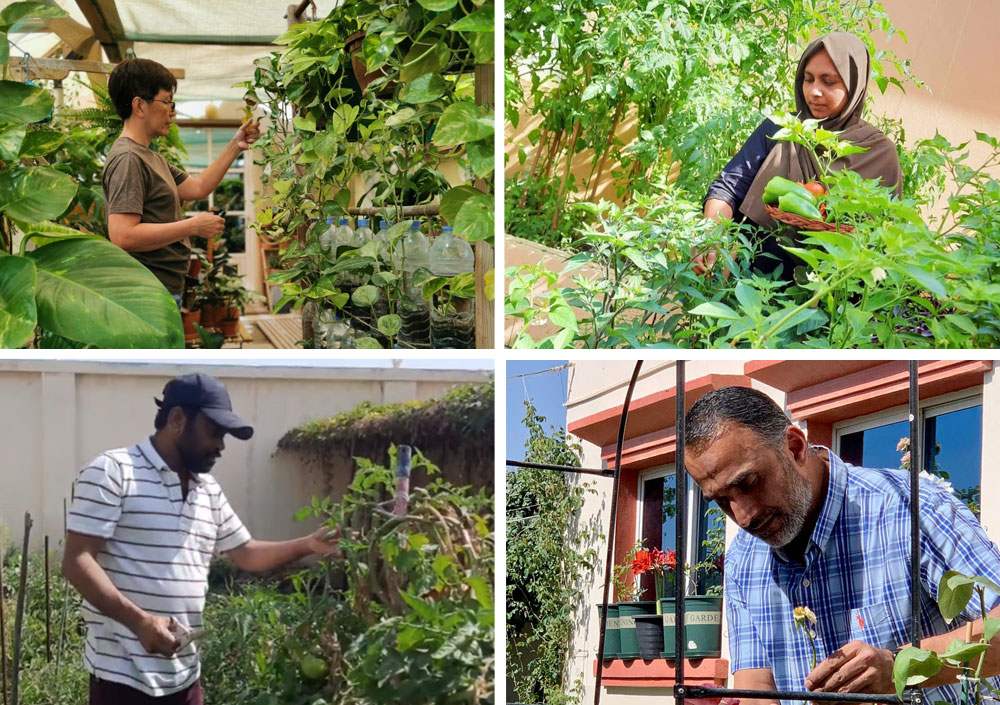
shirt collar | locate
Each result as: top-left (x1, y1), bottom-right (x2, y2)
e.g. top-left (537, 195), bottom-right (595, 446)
top-left (136, 436), bottom-right (202, 484)
top-left (772, 445), bottom-right (847, 562)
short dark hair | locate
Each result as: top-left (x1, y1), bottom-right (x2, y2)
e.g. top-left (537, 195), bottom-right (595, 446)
top-left (108, 58), bottom-right (177, 120)
top-left (154, 404), bottom-right (199, 431)
top-left (685, 386), bottom-right (791, 453)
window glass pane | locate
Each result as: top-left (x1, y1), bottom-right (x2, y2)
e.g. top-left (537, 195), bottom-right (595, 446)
top-left (179, 127), bottom-right (210, 168)
top-left (840, 420), bottom-right (908, 468)
top-left (695, 500), bottom-right (725, 596)
top-left (838, 405), bottom-right (982, 518)
top-left (926, 406), bottom-right (982, 517)
top-left (640, 474), bottom-right (676, 599)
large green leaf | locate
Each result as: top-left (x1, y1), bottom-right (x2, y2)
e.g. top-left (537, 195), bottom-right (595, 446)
top-left (939, 570), bottom-right (976, 622)
top-left (19, 128), bottom-right (66, 158)
top-left (688, 301), bottom-right (741, 320)
top-left (1, 2), bottom-right (67, 32)
top-left (432, 101), bottom-right (494, 146)
top-left (400, 72), bottom-right (449, 104)
top-left (400, 37), bottom-right (449, 83)
top-left (0, 81), bottom-right (53, 124)
top-left (26, 238), bottom-right (183, 348)
top-left (453, 196), bottom-right (493, 244)
top-left (0, 123), bottom-right (27, 161)
top-left (0, 166), bottom-right (77, 221)
top-left (0, 254), bottom-right (37, 348)
top-left (892, 647), bottom-right (942, 698)
top-left (465, 138), bottom-right (493, 178)
top-left (15, 220), bottom-right (103, 254)
top-left (440, 185), bottom-right (486, 223)
top-left (417, 0), bottom-right (458, 10)
top-left (449, 7), bottom-right (493, 31)
top-left (466, 31), bottom-right (494, 63)
top-left (351, 284), bottom-right (379, 307)
top-left (939, 638), bottom-right (989, 665)
top-left (377, 313), bottom-right (402, 337)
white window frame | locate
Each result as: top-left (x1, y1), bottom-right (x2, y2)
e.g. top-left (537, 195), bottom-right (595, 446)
top-left (635, 464), bottom-right (703, 596)
top-left (832, 387), bottom-right (983, 455)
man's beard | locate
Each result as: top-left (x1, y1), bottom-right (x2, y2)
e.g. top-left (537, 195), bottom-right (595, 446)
top-left (759, 455), bottom-right (813, 548)
top-left (178, 424), bottom-right (218, 474)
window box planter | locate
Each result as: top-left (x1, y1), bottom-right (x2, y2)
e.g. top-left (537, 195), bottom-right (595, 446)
top-left (595, 603), bottom-right (620, 660)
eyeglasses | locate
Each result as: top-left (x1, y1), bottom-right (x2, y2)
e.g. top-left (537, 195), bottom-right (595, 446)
top-left (148, 98), bottom-right (176, 112)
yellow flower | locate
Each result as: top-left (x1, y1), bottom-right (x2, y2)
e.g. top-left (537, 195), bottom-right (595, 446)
top-left (793, 606), bottom-right (817, 626)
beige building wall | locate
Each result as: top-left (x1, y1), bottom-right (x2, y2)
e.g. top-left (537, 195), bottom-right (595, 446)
top-left (0, 361), bottom-right (489, 551)
top-left (563, 359), bottom-right (1000, 705)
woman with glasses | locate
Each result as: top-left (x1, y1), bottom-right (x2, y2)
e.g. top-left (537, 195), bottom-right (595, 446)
top-left (103, 58), bottom-right (260, 306)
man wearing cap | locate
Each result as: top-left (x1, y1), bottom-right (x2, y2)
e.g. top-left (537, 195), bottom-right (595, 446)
top-left (62, 373), bottom-right (339, 704)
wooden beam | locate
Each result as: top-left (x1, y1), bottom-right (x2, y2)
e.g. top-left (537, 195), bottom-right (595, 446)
top-left (74, 0), bottom-right (126, 63)
top-left (8, 55), bottom-right (185, 81)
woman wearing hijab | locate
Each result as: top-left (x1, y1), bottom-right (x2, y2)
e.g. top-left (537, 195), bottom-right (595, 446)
top-left (698, 32), bottom-right (902, 276)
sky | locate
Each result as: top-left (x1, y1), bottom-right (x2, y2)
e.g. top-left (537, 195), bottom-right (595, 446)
top-left (506, 360), bottom-right (569, 464)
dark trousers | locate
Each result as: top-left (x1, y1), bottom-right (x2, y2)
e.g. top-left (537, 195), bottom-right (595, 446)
top-left (89, 675), bottom-right (203, 704)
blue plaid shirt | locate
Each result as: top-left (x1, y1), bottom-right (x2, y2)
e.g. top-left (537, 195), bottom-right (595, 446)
top-left (725, 448), bottom-right (1000, 705)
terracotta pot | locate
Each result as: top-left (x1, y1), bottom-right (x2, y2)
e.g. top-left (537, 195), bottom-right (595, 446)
top-left (200, 304), bottom-right (222, 327)
top-left (182, 309), bottom-right (200, 339)
top-left (188, 259), bottom-right (202, 278)
top-left (345, 31), bottom-right (396, 97)
top-left (218, 318), bottom-right (240, 338)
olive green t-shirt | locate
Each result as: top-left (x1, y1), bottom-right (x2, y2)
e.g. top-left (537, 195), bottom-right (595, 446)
top-left (102, 137), bottom-right (189, 295)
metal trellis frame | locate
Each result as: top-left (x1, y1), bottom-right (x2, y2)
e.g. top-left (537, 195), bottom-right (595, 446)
top-left (507, 360), bottom-right (931, 705)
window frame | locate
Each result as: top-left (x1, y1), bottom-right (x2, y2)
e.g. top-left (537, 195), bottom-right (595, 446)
top-left (832, 387), bottom-right (983, 448)
top-left (635, 463), bottom-right (705, 596)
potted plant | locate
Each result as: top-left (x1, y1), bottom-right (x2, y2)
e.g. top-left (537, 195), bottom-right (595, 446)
top-left (417, 269), bottom-right (475, 349)
top-left (214, 273), bottom-right (264, 338)
top-left (611, 540), bottom-right (658, 661)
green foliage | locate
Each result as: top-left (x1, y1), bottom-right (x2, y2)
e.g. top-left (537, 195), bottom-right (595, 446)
top-left (506, 120), bottom-right (1000, 348)
top-left (245, 0), bottom-right (492, 346)
top-left (506, 402), bottom-right (600, 705)
top-left (2, 542), bottom-right (89, 705)
top-left (893, 572), bottom-right (1000, 704)
top-left (0, 31), bottom-right (186, 348)
top-left (505, 0), bottom-right (922, 248)
top-left (278, 382), bottom-right (494, 479)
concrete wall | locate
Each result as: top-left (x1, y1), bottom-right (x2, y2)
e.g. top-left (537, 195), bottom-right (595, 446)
top-left (562, 359), bottom-right (1000, 705)
top-left (0, 360), bottom-right (490, 551)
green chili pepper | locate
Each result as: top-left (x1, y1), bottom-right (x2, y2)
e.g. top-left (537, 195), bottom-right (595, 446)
top-left (777, 192), bottom-right (823, 220)
top-left (763, 176), bottom-right (818, 206)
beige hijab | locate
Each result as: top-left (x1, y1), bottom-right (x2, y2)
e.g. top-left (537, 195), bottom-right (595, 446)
top-left (740, 32), bottom-right (903, 228)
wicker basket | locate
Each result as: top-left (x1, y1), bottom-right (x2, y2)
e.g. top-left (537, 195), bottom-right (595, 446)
top-left (765, 204), bottom-right (854, 234)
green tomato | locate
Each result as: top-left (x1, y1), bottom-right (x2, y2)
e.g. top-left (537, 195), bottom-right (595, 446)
top-left (300, 654), bottom-right (329, 681)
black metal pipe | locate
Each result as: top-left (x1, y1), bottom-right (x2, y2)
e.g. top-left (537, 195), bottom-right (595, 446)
top-left (675, 360), bottom-right (687, 700)
top-left (908, 361), bottom-right (921, 653)
top-left (682, 686), bottom-right (911, 704)
top-left (594, 361), bottom-right (644, 705)
top-left (505, 459), bottom-right (615, 477)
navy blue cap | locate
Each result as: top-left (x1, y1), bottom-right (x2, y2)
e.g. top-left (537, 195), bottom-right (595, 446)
top-left (156, 373), bottom-right (253, 440)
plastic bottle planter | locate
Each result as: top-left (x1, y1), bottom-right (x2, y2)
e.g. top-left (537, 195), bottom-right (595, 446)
top-left (594, 604), bottom-right (620, 660)
top-left (616, 601), bottom-right (658, 659)
top-left (430, 307), bottom-right (475, 348)
top-left (658, 596), bottom-right (723, 659)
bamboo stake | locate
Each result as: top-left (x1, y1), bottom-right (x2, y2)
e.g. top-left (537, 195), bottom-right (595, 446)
top-left (44, 536), bottom-right (50, 663)
top-left (1, 533), bottom-right (8, 705)
top-left (11, 513), bottom-right (32, 705)
top-left (517, 127), bottom-right (549, 209)
top-left (587, 101), bottom-right (624, 202)
top-left (55, 500), bottom-right (69, 684)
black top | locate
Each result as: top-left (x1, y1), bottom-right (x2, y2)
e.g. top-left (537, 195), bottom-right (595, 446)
top-left (704, 118), bottom-right (781, 215)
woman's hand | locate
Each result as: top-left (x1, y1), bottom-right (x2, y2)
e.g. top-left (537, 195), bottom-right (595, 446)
top-left (232, 118), bottom-right (261, 151)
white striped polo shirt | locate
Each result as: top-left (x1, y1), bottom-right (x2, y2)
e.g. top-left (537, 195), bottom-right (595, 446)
top-left (67, 436), bottom-right (251, 696)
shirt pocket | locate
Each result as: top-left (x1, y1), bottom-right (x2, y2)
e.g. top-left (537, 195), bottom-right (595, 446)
top-left (849, 602), bottom-right (893, 649)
